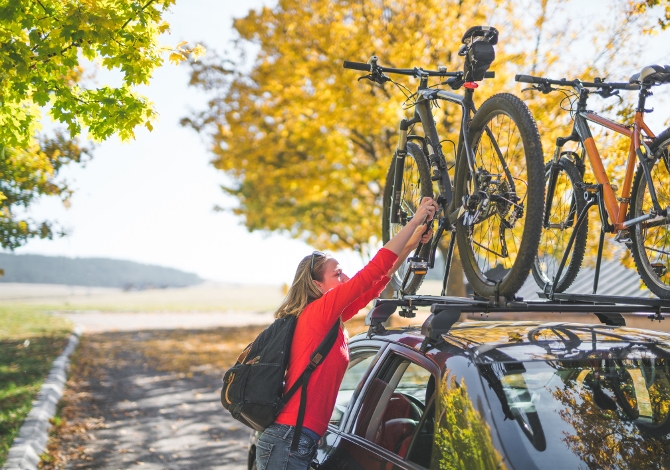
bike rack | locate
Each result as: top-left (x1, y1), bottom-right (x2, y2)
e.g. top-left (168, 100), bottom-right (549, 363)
top-left (364, 294), bottom-right (670, 349)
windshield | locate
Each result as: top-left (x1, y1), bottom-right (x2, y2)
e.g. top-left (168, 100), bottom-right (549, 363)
top-left (477, 340), bottom-right (670, 469)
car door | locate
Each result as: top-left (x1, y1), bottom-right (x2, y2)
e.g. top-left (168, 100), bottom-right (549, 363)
top-left (315, 339), bottom-right (387, 467)
top-left (319, 343), bottom-right (440, 470)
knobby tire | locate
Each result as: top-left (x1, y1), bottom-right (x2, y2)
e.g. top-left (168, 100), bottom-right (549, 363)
top-left (629, 127), bottom-right (670, 299)
top-left (454, 93), bottom-right (544, 298)
top-left (532, 158), bottom-right (588, 293)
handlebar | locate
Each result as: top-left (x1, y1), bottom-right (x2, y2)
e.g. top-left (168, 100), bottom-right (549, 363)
top-left (343, 60), bottom-right (494, 79)
top-left (515, 74), bottom-right (640, 91)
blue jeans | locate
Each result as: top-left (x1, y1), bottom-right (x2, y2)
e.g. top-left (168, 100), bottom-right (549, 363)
top-left (256, 423), bottom-right (320, 470)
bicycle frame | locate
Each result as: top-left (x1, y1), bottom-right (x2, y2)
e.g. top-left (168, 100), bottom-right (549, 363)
top-left (543, 82), bottom-right (667, 296)
top-left (548, 83), bottom-right (660, 233)
top-left (392, 78), bottom-right (479, 292)
top-left (393, 84), bottom-right (478, 219)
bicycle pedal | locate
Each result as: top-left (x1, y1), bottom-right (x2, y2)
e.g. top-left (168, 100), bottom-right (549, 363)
top-left (614, 230), bottom-right (631, 246)
top-left (407, 257), bottom-right (428, 275)
top-left (574, 181), bottom-right (600, 193)
top-left (651, 263), bottom-right (668, 276)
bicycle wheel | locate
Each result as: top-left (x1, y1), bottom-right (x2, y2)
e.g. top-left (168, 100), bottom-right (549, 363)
top-left (454, 93), bottom-right (544, 298)
top-left (532, 158), bottom-right (588, 292)
top-left (629, 127), bottom-right (670, 299)
top-left (382, 142), bottom-right (433, 294)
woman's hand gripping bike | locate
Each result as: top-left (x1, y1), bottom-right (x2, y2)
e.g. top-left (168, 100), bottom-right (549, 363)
top-left (344, 26), bottom-right (545, 300)
top-left (516, 64), bottom-right (670, 298)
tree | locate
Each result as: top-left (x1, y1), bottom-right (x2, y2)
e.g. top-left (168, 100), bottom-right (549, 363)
top-left (0, 0), bottom-right (203, 249)
top-left (185, 0), bottom-right (658, 291)
top-left (632, 0), bottom-right (670, 30)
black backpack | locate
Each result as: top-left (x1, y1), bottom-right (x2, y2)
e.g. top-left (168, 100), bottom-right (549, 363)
top-left (221, 315), bottom-right (339, 450)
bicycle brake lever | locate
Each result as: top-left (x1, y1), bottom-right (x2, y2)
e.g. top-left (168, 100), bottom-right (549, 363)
top-left (597, 89), bottom-right (621, 100)
top-left (358, 73), bottom-right (390, 85)
top-left (526, 83), bottom-right (554, 94)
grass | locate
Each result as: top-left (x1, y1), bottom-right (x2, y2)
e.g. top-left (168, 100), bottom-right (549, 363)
top-left (0, 306), bottom-right (72, 467)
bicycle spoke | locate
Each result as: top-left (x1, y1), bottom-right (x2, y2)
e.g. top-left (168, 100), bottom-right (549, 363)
top-left (644, 245), bottom-right (670, 256)
top-left (468, 113), bottom-right (528, 273)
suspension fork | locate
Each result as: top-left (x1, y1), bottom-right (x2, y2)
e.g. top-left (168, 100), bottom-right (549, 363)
top-left (544, 132), bottom-right (581, 227)
top-left (390, 115), bottom-right (421, 224)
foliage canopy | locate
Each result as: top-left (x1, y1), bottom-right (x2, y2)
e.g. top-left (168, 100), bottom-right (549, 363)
top-left (0, 0), bottom-right (202, 249)
top-left (186, 0), bottom-right (661, 266)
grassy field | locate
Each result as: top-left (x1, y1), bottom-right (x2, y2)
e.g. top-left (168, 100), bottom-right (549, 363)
top-left (0, 306), bottom-right (73, 467)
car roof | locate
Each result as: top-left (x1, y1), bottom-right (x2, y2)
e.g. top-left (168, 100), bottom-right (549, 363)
top-left (352, 320), bottom-right (670, 363)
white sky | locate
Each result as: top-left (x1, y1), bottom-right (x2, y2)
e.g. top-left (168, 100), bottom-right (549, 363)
top-left (10, 0), bottom-right (670, 285)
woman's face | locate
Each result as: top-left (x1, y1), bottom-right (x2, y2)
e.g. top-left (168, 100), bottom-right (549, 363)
top-left (314, 258), bottom-right (350, 292)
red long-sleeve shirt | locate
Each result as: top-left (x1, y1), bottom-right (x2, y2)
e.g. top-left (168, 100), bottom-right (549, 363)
top-left (274, 248), bottom-right (398, 436)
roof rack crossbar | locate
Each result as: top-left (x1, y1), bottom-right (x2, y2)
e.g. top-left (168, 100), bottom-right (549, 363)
top-left (545, 292), bottom-right (670, 308)
top-left (369, 295), bottom-right (670, 341)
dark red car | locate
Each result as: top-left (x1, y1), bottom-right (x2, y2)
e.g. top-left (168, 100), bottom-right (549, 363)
top-left (249, 296), bottom-right (670, 469)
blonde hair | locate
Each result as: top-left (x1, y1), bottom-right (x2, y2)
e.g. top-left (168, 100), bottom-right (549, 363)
top-left (275, 252), bottom-right (330, 319)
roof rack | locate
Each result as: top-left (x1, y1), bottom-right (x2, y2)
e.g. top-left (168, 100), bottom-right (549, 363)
top-left (364, 294), bottom-right (670, 351)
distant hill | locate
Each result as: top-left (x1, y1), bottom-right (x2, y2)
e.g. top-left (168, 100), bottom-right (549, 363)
top-left (0, 253), bottom-right (203, 288)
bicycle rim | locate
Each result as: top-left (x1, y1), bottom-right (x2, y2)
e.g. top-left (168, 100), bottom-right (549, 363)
top-left (381, 142), bottom-right (432, 294)
top-left (533, 159), bottom-right (588, 293)
top-left (630, 132), bottom-right (670, 298)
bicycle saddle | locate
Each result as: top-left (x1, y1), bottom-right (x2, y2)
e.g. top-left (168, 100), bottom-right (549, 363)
top-left (461, 25), bottom-right (499, 45)
top-left (629, 64), bottom-right (670, 84)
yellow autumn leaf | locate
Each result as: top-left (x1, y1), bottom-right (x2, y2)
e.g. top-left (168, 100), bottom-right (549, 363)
top-left (190, 44), bottom-right (206, 61)
top-left (169, 52), bottom-right (186, 65)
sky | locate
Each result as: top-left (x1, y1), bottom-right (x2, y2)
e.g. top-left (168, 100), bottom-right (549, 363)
top-left (10, 0), bottom-right (670, 286)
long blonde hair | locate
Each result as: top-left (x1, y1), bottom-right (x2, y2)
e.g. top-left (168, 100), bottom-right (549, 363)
top-left (275, 252), bottom-right (330, 318)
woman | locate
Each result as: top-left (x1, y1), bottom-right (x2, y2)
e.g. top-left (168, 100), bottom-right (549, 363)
top-left (255, 197), bottom-right (438, 470)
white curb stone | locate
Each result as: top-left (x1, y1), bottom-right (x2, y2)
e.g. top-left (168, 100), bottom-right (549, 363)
top-left (2, 326), bottom-right (84, 470)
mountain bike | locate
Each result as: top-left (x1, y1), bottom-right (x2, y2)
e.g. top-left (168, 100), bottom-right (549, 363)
top-left (344, 26), bottom-right (544, 299)
top-left (516, 64), bottom-right (670, 298)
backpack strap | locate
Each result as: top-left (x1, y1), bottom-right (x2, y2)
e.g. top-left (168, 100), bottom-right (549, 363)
top-left (280, 320), bottom-right (340, 451)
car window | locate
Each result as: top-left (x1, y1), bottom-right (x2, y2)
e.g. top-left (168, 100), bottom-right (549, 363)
top-left (351, 353), bottom-right (435, 460)
top-left (406, 396), bottom-right (436, 468)
top-left (330, 349), bottom-right (377, 427)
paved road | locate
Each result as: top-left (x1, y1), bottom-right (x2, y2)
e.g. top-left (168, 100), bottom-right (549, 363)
top-left (49, 313), bottom-right (275, 469)
top-left (70, 338), bottom-right (251, 470)
top-left (56, 311), bottom-right (275, 333)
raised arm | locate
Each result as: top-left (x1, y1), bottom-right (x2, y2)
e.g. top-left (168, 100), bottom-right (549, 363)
top-left (311, 197), bottom-right (437, 324)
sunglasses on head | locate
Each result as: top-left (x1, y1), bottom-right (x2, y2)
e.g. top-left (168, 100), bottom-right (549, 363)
top-left (310, 251), bottom-right (325, 279)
